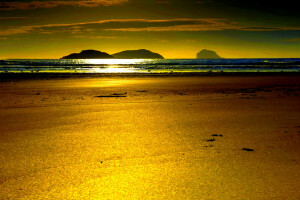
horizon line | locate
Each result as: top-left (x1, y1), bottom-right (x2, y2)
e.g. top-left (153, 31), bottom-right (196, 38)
top-left (2, 57), bottom-right (300, 60)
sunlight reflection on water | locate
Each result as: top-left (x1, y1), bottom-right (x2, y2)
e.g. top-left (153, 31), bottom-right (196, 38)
top-left (81, 59), bottom-right (148, 65)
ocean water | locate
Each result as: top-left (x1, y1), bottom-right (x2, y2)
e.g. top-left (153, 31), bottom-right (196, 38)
top-left (0, 58), bottom-right (300, 73)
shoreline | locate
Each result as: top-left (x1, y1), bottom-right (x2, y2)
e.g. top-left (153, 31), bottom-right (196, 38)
top-left (1, 72), bottom-right (300, 81)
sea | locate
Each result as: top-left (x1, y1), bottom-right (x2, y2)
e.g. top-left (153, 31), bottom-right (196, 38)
top-left (0, 58), bottom-right (300, 73)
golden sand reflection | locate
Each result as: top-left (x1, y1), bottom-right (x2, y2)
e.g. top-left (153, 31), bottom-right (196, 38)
top-left (1, 76), bottom-right (300, 198)
top-left (70, 77), bottom-right (144, 87)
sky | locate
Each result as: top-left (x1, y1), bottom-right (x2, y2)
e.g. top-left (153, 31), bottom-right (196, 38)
top-left (0, 0), bottom-right (299, 59)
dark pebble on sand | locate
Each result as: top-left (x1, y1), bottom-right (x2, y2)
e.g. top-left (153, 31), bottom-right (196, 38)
top-left (212, 134), bottom-right (223, 137)
top-left (95, 95), bottom-right (127, 98)
top-left (112, 92), bottom-right (127, 96)
top-left (242, 148), bottom-right (254, 151)
top-left (207, 138), bottom-right (215, 142)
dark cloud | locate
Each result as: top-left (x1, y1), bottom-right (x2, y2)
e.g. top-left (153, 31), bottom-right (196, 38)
top-left (0, 0), bottom-right (128, 10)
top-left (214, 0), bottom-right (299, 17)
top-left (0, 17), bottom-right (29, 19)
top-left (284, 38), bottom-right (300, 42)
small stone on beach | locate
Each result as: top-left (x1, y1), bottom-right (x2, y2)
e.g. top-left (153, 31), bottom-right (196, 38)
top-left (242, 148), bottom-right (254, 151)
top-left (211, 134), bottom-right (223, 137)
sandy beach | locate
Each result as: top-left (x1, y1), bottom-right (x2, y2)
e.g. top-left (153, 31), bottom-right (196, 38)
top-left (0, 74), bottom-right (299, 199)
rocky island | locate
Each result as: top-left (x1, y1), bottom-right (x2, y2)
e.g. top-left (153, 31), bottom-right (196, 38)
top-left (197, 49), bottom-right (222, 59)
top-left (61, 49), bottom-right (164, 59)
top-left (112, 49), bottom-right (164, 59)
top-left (61, 50), bottom-right (113, 59)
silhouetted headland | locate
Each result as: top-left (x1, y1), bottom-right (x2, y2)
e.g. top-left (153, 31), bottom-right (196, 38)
top-left (112, 49), bottom-right (164, 59)
top-left (61, 50), bottom-right (113, 59)
top-left (197, 49), bottom-right (222, 59)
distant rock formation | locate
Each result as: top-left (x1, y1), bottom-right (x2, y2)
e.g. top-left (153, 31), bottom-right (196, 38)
top-left (197, 49), bottom-right (222, 59)
top-left (61, 50), bottom-right (113, 59)
top-left (112, 49), bottom-right (164, 59)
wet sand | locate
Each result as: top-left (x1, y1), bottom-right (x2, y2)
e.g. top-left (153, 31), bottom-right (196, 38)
top-left (0, 74), bottom-right (299, 199)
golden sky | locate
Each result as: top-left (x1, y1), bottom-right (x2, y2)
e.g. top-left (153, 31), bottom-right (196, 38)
top-left (0, 0), bottom-right (299, 58)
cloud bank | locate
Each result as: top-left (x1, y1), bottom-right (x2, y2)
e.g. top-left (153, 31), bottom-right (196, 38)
top-left (1, 18), bottom-right (300, 37)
